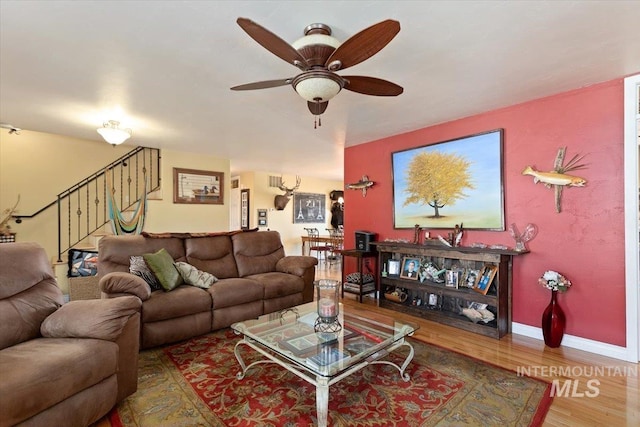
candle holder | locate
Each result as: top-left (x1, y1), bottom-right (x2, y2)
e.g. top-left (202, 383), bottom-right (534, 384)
top-left (314, 279), bottom-right (342, 333)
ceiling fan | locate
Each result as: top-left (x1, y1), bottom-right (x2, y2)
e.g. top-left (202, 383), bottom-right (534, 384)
top-left (231, 18), bottom-right (403, 126)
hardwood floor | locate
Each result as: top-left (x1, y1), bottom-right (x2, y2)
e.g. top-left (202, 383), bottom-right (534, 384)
top-left (95, 261), bottom-right (639, 426)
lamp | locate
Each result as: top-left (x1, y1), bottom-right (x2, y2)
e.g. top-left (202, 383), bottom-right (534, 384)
top-left (97, 120), bottom-right (132, 145)
top-left (292, 70), bottom-right (343, 102)
top-left (291, 24), bottom-right (344, 104)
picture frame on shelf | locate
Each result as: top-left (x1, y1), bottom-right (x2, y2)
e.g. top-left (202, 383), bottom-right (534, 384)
top-left (474, 264), bottom-right (498, 295)
top-left (387, 259), bottom-right (401, 277)
top-left (399, 257), bottom-right (420, 280)
top-left (445, 270), bottom-right (459, 288)
top-left (427, 293), bottom-right (442, 310)
top-left (463, 268), bottom-right (480, 288)
top-left (173, 168), bottom-right (224, 205)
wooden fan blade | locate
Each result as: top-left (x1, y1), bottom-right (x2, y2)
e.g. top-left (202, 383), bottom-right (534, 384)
top-left (325, 20), bottom-right (400, 71)
top-left (307, 100), bottom-right (329, 116)
top-left (237, 18), bottom-right (309, 70)
top-left (343, 76), bottom-right (403, 96)
top-left (230, 78), bottom-right (293, 91)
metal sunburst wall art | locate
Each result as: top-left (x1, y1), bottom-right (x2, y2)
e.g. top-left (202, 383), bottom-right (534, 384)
top-left (522, 147), bottom-right (587, 213)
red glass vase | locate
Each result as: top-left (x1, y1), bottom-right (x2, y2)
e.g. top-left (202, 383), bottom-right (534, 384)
top-left (541, 290), bottom-right (566, 348)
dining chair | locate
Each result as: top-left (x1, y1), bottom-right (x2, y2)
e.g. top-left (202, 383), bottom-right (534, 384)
top-left (304, 227), bottom-right (331, 264)
top-left (326, 228), bottom-right (344, 266)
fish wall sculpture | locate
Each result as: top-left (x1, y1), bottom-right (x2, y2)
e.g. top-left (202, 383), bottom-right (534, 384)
top-left (346, 175), bottom-right (375, 197)
top-left (522, 166), bottom-right (586, 187)
top-left (522, 147), bottom-right (587, 213)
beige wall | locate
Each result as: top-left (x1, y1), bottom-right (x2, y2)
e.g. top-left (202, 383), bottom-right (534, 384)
top-left (0, 128), bottom-right (339, 292)
top-left (238, 171), bottom-right (343, 255)
top-left (0, 129), bottom-right (229, 263)
top-left (144, 149), bottom-right (230, 232)
top-left (0, 129), bottom-right (132, 260)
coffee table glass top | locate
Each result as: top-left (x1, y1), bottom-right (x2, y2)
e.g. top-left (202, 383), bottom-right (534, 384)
top-left (231, 302), bottom-right (418, 377)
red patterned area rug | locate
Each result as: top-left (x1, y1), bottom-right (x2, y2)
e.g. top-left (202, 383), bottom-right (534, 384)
top-left (110, 329), bottom-right (552, 426)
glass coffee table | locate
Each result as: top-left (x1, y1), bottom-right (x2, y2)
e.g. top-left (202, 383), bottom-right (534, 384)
top-left (231, 302), bottom-right (418, 427)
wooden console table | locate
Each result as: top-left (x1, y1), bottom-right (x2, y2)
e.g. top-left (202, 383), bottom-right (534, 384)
top-left (372, 241), bottom-right (526, 339)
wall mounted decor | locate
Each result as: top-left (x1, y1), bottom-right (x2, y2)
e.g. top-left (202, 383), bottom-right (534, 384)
top-left (257, 209), bottom-right (268, 227)
top-left (392, 129), bottom-right (504, 229)
top-left (293, 192), bottom-right (326, 224)
top-left (522, 147), bottom-right (587, 213)
top-left (345, 175), bottom-right (375, 197)
top-left (241, 189), bottom-right (250, 229)
top-left (274, 175), bottom-right (301, 210)
top-left (173, 168), bottom-right (224, 204)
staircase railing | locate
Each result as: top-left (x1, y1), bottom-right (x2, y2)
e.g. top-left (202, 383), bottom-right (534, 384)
top-left (13, 146), bottom-right (161, 261)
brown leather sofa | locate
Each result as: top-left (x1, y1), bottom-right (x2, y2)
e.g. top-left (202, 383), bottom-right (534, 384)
top-left (98, 230), bottom-right (318, 349)
top-left (0, 242), bottom-right (141, 427)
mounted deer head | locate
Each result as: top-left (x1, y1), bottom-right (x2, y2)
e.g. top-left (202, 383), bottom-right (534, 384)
top-left (274, 175), bottom-right (301, 210)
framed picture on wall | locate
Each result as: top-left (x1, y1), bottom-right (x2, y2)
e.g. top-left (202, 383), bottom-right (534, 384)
top-left (241, 189), bottom-right (250, 229)
top-left (391, 129), bottom-right (504, 230)
top-left (173, 168), bottom-right (224, 204)
top-left (257, 209), bottom-right (267, 227)
top-left (293, 193), bottom-right (326, 224)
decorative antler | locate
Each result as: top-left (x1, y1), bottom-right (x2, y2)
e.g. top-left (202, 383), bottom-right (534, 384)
top-left (274, 176), bottom-right (301, 210)
top-left (278, 175), bottom-right (301, 196)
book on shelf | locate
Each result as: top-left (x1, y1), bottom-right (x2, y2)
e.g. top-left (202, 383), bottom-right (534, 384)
top-left (306, 347), bottom-right (351, 369)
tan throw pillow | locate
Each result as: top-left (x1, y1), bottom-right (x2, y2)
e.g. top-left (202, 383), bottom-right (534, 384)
top-left (142, 248), bottom-right (183, 291)
top-left (175, 262), bottom-right (218, 289)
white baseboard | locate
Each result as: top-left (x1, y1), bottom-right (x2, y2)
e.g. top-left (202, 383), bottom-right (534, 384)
top-left (512, 322), bottom-right (637, 362)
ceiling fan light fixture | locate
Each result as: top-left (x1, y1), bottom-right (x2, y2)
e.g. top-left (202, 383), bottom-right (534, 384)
top-left (97, 120), bottom-right (132, 145)
top-left (292, 23), bottom-right (340, 50)
top-left (292, 71), bottom-right (343, 102)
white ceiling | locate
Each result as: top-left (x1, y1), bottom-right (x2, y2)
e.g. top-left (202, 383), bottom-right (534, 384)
top-left (1, 1), bottom-right (639, 181)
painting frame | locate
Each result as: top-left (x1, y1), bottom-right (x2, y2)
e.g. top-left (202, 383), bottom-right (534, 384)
top-left (391, 129), bottom-right (504, 230)
top-left (292, 192), bottom-right (326, 224)
top-left (173, 167), bottom-right (224, 205)
top-left (474, 264), bottom-right (498, 295)
top-left (257, 209), bottom-right (268, 227)
top-left (240, 189), bottom-right (250, 229)
top-left (399, 257), bottom-right (420, 280)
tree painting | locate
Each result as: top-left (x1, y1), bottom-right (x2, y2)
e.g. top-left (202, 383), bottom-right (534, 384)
top-left (403, 151), bottom-right (474, 218)
top-left (392, 129), bottom-right (504, 230)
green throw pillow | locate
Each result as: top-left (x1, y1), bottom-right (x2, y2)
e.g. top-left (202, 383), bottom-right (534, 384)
top-left (142, 248), bottom-right (183, 291)
top-left (175, 262), bottom-right (218, 289)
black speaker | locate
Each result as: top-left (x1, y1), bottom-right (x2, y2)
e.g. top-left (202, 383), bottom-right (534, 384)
top-left (355, 230), bottom-right (376, 252)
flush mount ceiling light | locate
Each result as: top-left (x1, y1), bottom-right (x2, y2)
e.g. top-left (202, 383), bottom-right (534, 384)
top-left (231, 18), bottom-right (403, 128)
top-left (97, 120), bottom-right (132, 145)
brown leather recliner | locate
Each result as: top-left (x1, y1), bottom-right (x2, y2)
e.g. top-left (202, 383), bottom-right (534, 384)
top-left (0, 242), bottom-right (141, 427)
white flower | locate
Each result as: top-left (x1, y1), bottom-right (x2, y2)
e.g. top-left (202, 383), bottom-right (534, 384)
top-left (539, 270), bottom-right (572, 292)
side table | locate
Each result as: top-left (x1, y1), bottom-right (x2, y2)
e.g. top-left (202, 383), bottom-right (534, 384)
top-left (340, 249), bottom-right (377, 302)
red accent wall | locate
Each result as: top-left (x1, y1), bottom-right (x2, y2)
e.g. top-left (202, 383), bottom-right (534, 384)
top-left (344, 78), bottom-right (626, 345)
